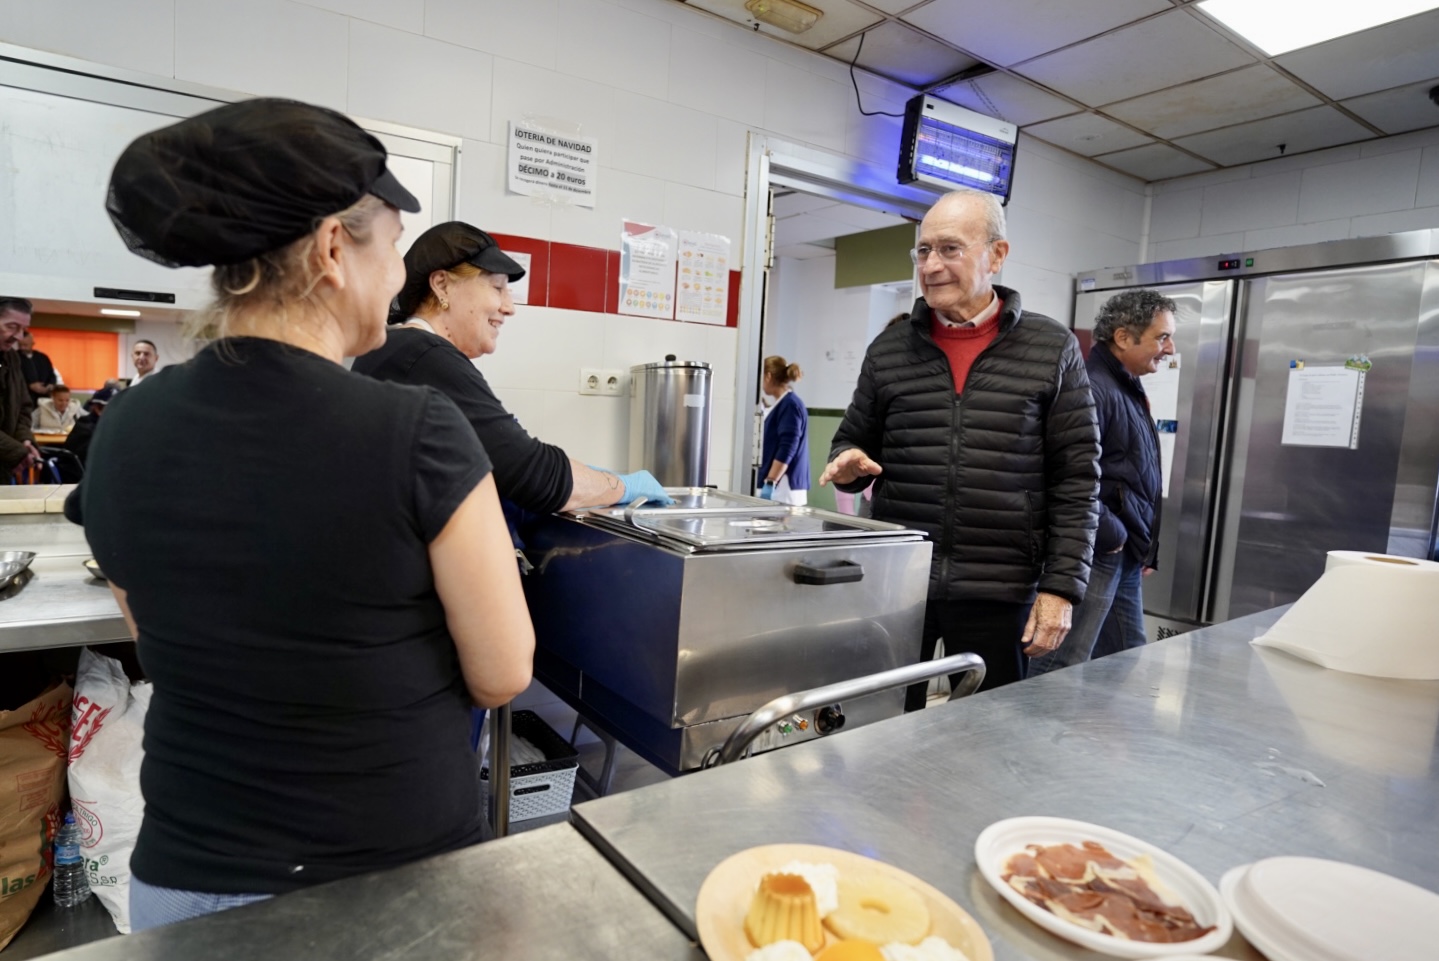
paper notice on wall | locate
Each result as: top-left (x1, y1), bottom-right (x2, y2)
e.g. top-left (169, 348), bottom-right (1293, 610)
top-left (675, 231), bottom-right (731, 325)
top-left (507, 121), bottom-right (598, 208)
top-left (1157, 431), bottom-right (1176, 498)
top-left (1143, 353), bottom-right (1181, 422)
top-left (1281, 364), bottom-right (1364, 448)
top-left (508, 252), bottom-right (533, 306)
top-left (619, 221), bottom-right (678, 319)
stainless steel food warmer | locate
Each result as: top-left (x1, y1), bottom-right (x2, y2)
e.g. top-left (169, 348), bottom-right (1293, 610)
top-left (520, 489), bottom-right (934, 774)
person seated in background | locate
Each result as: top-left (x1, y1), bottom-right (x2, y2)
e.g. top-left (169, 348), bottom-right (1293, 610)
top-left (64, 387), bottom-right (114, 467)
top-left (20, 330), bottom-right (60, 401)
top-left (758, 355), bottom-right (809, 505)
top-left (33, 384), bottom-right (79, 433)
top-left (0, 297), bottom-right (40, 479)
top-left (353, 221), bottom-right (671, 518)
top-left (70, 97), bottom-right (534, 930)
top-left (129, 339), bottom-right (159, 384)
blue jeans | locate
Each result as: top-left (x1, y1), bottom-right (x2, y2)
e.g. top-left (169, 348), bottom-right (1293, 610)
top-left (131, 876), bottom-right (272, 931)
top-left (1028, 549), bottom-right (1146, 675)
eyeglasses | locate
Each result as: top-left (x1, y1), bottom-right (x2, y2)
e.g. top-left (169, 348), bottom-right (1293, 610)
top-left (910, 240), bottom-right (995, 265)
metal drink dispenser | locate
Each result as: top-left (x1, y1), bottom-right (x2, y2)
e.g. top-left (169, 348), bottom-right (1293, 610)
top-left (629, 356), bottom-right (711, 487)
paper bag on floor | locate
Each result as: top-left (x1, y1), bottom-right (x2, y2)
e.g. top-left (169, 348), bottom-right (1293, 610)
top-left (1253, 551), bottom-right (1439, 680)
top-left (68, 648), bottom-right (151, 935)
top-left (0, 681), bottom-right (71, 952)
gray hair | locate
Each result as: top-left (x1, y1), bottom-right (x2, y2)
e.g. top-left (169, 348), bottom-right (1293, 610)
top-left (934, 189), bottom-right (1007, 242)
top-left (1093, 289), bottom-right (1177, 345)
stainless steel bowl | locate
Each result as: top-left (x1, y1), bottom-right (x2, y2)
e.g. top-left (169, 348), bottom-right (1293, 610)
top-left (0, 550), bottom-right (36, 588)
top-left (83, 558), bottom-right (106, 580)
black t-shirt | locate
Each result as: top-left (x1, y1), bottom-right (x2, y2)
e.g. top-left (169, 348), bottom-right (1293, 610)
top-left (23, 350), bottom-right (56, 397)
top-left (68, 337), bottom-right (492, 894)
top-left (352, 326), bottom-right (573, 514)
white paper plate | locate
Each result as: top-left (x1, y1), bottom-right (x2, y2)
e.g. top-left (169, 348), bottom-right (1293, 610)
top-left (973, 816), bottom-right (1231, 959)
top-left (1222, 858), bottom-right (1439, 961)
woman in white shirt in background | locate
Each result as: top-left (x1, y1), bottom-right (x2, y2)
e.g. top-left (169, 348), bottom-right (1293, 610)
top-left (33, 384), bottom-right (79, 433)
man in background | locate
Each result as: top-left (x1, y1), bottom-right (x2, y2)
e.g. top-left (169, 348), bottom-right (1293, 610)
top-left (34, 384), bottom-right (80, 433)
top-left (20, 330), bottom-right (59, 401)
top-left (0, 297), bottom-right (40, 478)
top-left (131, 339), bottom-right (159, 384)
top-left (1028, 289), bottom-right (1173, 675)
top-left (64, 386), bottom-right (115, 469)
top-left (820, 189), bottom-right (1099, 698)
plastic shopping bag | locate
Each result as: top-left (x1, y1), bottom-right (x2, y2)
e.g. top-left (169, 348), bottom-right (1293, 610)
top-left (68, 648), bottom-right (150, 934)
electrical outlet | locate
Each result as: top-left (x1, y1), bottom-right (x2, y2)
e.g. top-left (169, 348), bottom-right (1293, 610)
top-left (578, 368), bottom-right (603, 395)
top-left (600, 369), bottom-right (624, 396)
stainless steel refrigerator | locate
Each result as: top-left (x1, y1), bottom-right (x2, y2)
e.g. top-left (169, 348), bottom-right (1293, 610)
top-left (1073, 229), bottom-right (1439, 636)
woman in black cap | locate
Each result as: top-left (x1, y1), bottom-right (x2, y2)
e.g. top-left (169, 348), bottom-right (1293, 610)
top-left (69, 98), bottom-right (534, 929)
top-left (353, 221), bottom-right (672, 517)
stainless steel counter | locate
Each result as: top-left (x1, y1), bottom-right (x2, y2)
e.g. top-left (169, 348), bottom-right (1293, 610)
top-left (31, 824), bottom-right (704, 961)
top-left (572, 608), bottom-right (1439, 960)
top-left (0, 551), bottom-right (128, 654)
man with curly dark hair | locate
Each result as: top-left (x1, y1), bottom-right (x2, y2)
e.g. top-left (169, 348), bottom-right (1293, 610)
top-left (1030, 288), bottom-right (1175, 675)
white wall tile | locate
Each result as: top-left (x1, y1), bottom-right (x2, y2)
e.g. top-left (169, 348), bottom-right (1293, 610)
top-left (554, 0), bottom-right (670, 100)
top-left (1006, 205), bottom-right (1139, 277)
top-left (1242, 142), bottom-right (1362, 177)
top-left (176, 0), bottom-right (348, 109)
top-left (1296, 149), bottom-right (1422, 223)
top-left (496, 385), bottom-right (628, 468)
top-left (299, 0), bottom-right (422, 32)
top-left (845, 95), bottom-right (907, 171)
top-left (348, 22), bottom-right (491, 140)
top-left (609, 91), bottom-right (718, 189)
top-left (550, 168), bottom-right (665, 249)
top-left (1151, 165), bottom-right (1251, 195)
top-left (703, 326), bottom-right (740, 403)
top-left (0, 0), bottom-right (175, 77)
top-left (1149, 233), bottom-right (1245, 262)
top-left (1010, 147), bottom-right (1146, 244)
top-left (425, 0), bottom-right (558, 70)
top-left (999, 262), bottom-right (1077, 328)
top-left (1349, 205), bottom-right (1439, 238)
top-left (714, 120), bottom-right (750, 198)
top-left (489, 57), bottom-right (616, 147)
top-left (1243, 219), bottom-right (1350, 250)
top-left (663, 183), bottom-right (744, 246)
top-left (1359, 125), bottom-right (1439, 158)
top-left (1148, 188), bottom-right (1203, 243)
top-left (1419, 146), bottom-right (1439, 209)
top-left (762, 59), bottom-right (850, 154)
top-left (602, 314), bottom-right (711, 372)
top-left (667, 28), bottom-right (766, 127)
top-left (456, 139), bottom-right (553, 239)
top-left (1017, 134), bottom-right (1148, 194)
top-left (482, 306), bottom-right (606, 392)
top-left (1199, 173), bottom-right (1301, 236)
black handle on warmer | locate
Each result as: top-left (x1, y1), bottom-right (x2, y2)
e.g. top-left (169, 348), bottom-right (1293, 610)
top-left (792, 561), bottom-right (864, 585)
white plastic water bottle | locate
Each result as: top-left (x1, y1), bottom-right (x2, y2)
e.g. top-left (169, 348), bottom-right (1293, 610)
top-left (52, 812), bottom-right (92, 908)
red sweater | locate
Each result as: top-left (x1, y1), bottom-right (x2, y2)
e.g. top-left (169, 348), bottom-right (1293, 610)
top-left (932, 317), bottom-right (1001, 393)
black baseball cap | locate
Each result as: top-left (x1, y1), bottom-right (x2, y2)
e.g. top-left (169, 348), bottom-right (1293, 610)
top-left (107, 98), bottom-right (420, 268)
top-left (87, 387), bottom-right (117, 407)
top-left (394, 222), bottom-right (527, 319)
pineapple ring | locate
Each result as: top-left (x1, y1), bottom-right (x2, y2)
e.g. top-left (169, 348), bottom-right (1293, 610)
top-left (822, 874), bottom-right (931, 946)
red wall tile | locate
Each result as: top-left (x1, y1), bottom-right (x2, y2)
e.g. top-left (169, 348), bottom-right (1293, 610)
top-left (604, 250), bottom-right (621, 315)
top-left (490, 233), bottom-right (550, 308)
top-left (548, 242), bottom-right (608, 313)
top-left (726, 270), bottom-right (741, 328)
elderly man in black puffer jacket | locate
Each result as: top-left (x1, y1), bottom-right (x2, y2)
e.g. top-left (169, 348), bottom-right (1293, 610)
top-left (822, 190), bottom-right (1099, 698)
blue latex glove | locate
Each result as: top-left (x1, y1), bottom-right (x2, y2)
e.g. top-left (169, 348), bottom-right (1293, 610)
top-left (759, 481), bottom-right (776, 500)
top-left (614, 469), bottom-right (674, 506)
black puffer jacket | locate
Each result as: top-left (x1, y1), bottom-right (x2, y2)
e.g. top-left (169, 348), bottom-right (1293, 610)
top-left (831, 287), bottom-right (1100, 605)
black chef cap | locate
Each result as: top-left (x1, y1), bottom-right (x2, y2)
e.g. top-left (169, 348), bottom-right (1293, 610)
top-left (394, 221), bottom-right (527, 319)
top-left (107, 98), bottom-right (420, 268)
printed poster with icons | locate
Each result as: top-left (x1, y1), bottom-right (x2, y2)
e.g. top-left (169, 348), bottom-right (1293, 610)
top-left (619, 221), bottom-right (678, 319)
top-left (675, 230), bottom-right (732, 325)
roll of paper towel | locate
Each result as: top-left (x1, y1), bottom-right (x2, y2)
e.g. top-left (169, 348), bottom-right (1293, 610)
top-left (1253, 551), bottom-right (1439, 679)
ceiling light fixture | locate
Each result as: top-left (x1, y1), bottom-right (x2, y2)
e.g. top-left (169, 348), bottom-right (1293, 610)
top-left (744, 0), bottom-right (823, 34)
top-left (99, 308), bottom-right (141, 317)
top-left (1197, 0), bottom-right (1439, 56)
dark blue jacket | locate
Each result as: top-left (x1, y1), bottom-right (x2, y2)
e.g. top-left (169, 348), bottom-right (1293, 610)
top-left (1088, 343), bottom-right (1163, 567)
top-left (761, 391), bottom-right (809, 490)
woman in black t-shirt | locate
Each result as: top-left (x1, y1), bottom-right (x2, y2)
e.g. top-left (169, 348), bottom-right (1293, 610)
top-left (70, 99), bottom-right (534, 931)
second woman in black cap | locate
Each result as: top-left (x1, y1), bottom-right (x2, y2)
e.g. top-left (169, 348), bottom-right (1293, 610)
top-left (353, 221), bottom-right (671, 518)
top-left (70, 98), bottom-right (535, 929)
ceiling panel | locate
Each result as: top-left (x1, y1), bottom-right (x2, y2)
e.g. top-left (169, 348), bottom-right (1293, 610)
top-left (773, 191), bottom-right (840, 217)
top-left (932, 73), bottom-right (1079, 126)
top-left (1093, 143), bottom-right (1216, 181)
top-left (1274, 9), bottom-right (1439, 101)
top-left (821, 205), bottom-right (912, 230)
top-left (1015, 10), bottom-right (1255, 108)
top-left (900, 0), bottom-right (1170, 68)
top-left (855, 0), bottom-right (927, 13)
top-left (1340, 78), bottom-right (1439, 136)
top-left (824, 22), bottom-right (982, 87)
top-left (1173, 106), bottom-right (1376, 167)
top-left (1103, 64), bottom-right (1322, 140)
top-left (774, 212), bottom-right (873, 246)
top-left (1024, 112), bottom-right (1155, 157)
top-left (682, 0), bottom-right (881, 50)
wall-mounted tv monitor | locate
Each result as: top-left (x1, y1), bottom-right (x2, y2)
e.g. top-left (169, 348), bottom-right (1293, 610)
top-left (897, 95), bottom-right (1017, 205)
